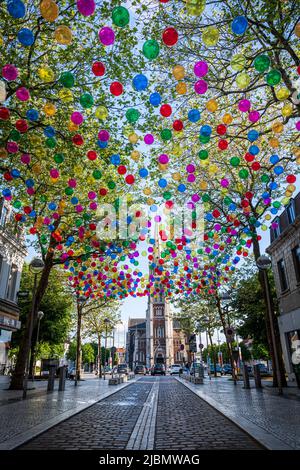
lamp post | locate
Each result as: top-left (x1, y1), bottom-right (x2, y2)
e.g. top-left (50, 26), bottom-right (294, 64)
top-left (103, 318), bottom-right (111, 380)
top-left (75, 295), bottom-right (85, 387)
top-left (23, 257), bottom-right (44, 399)
top-left (256, 255), bottom-right (283, 395)
top-left (33, 310), bottom-right (44, 378)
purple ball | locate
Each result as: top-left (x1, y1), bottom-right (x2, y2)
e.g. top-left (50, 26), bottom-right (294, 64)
top-left (194, 61), bottom-right (208, 77)
top-left (194, 79), bottom-right (208, 94)
top-left (98, 129), bottom-right (110, 141)
top-left (99, 27), bottom-right (115, 46)
top-left (144, 134), bottom-right (154, 145)
top-left (77, 0), bottom-right (95, 17)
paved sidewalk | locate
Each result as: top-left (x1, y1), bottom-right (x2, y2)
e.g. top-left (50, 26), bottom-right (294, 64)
top-left (0, 374), bottom-right (135, 449)
top-left (176, 376), bottom-right (300, 450)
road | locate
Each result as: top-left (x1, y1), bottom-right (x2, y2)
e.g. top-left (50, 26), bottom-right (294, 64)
top-left (19, 376), bottom-right (262, 450)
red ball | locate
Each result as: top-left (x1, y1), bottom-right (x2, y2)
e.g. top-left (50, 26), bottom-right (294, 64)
top-left (173, 119), bottom-right (183, 131)
top-left (4, 172), bottom-right (13, 181)
top-left (15, 119), bottom-right (28, 133)
top-left (0, 107), bottom-right (10, 120)
top-left (218, 139), bottom-right (228, 150)
top-left (286, 174), bottom-right (296, 183)
top-left (251, 161), bottom-right (260, 171)
top-left (117, 165), bottom-right (127, 175)
top-left (110, 81), bottom-right (123, 96)
top-left (92, 61), bottom-right (105, 76)
top-left (244, 152), bottom-right (254, 162)
top-left (160, 104), bottom-right (172, 117)
top-left (87, 150), bottom-right (97, 161)
top-left (245, 191), bottom-right (253, 200)
top-left (297, 65), bottom-right (300, 75)
top-left (72, 134), bottom-right (84, 146)
top-left (99, 188), bottom-right (108, 196)
top-left (216, 124), bottom-right (227, 135)
top-left (212, 209), bottom-right (220, 218)
top-left (125, 174), bottom-right (135, 185)
top-left (162, 27), bottom-right (178, 46)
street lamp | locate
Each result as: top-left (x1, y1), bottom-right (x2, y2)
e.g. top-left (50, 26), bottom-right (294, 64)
top-left (256, 254), bottom-right (283, 395)
top-left (75, 295), bottom-right (85, 387)
top-left (33, 310), bottom-right (44, 378)
top-left (23, 257), bottom-right (44, 399)
top-left (103, 318), bottom-right (111, 380)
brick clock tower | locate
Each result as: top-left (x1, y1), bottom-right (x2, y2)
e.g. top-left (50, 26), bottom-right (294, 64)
top-left (146, 226), bottom-right (174, 369)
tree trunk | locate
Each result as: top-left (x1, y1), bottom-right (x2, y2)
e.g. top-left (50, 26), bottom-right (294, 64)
top-left (98, 334), bottom-right (102, 379)
top-left (208, 331), bottom-right (217, 377)
top-left (76, 303), bottom-right (82, 383)
top-left (251, 232), bottom-right (287, 387)
top-left (216, 298), bottom-right (237, 383)
top-left (9, 251), bottom-right (54, 390)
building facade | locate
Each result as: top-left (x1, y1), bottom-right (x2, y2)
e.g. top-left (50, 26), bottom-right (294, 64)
top-left (126, 318), bottom-right (146, 370)
top-left (267, 192), bottom-right (300, 385)
top-left (0, 198), bottom-right (27, 370)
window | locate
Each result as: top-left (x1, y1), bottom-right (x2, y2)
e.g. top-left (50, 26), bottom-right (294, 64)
top-left (6, 264), bottom-right (18, 301)
top-left (273, 217), bottom-right (281, 239)
top-left (0, 255), bottom-right (3, 281)
top-left (0, 205), bottom-right (8, 228)
top-left (287, 200), bottom-right (296, 224)
top-left (292, 246), bottom-right (300, 283)
top-left (277, 259), bottom-right (288, 292)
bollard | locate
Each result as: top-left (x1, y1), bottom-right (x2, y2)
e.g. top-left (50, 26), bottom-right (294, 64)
top-left (58, 365), bottom-right (66, 391)
top-left (47, 365), bottom-right (56, 392)
top-left (253, 364), bottom-right (262, 389)
top-left (242, 364), bottom-right (250, 389)
top-left (199, 365), bottom-right (205, 378)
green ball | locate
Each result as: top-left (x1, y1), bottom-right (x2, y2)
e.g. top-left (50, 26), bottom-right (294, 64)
top-left (273, 201), bottom-right (281, 208)
top-left (199, 149), bottom-right (209, 160)
top-left (202, 193), bottom-right (210, 202)
top-left (142, 40), bottom-right (160, 60)
top-left (163, 191), bottom-right (172, 200)
top-left (199, 134), bottom-right (210, 144)
top-left (80, 92), bottom-right (94, 109)
top-left (65, 187), bottom-right (73, 195)
top-left (239, 168), bottom-right (249, 179)
top-left (112, 6), bottom-right (130, 27)
top-left (92, 169), bottom-right (102, 179)
top-left (254, 54), bottom-right (270, 72)
top-left (223, 196), bottom-right (232, 205)
top-left (59, 71), bottom-right (75, 88)
top-left (75, 219), bottom-right (83, 227)
top-left (160, 129), bottom-right (172, 141)
top-left (261, 174), bottom-right (269, 183)
top-left (266, 69), bottom-right (282, 86)
top-left (9, 129), bottom-right (21, 142)
top-left (13, 200), bottom-right (22, 209)
top-left (45, 137), bottom-right (56, 149)
top-left (54, 153), bottom-right (64, 164)
top-left (126, 108), bottom-right (140, 123)
top-left (108, 181), bottom-right (116, 189)
top-left (230, 156), bottom-right (240, 167)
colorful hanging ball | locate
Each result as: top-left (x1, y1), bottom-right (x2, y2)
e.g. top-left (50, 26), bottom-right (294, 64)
top-left (17, 28), bottom-right (34, 46)
top-left (59, 71), bottom-right (75, 88)
top-left (236, 72), bottom-right (250, 89)
top-left (40, 0), bottom-right (59, 22)
top-left (16, 87), bottom-right (30, 101)
top-left (92, 61), bottom-right (105, 76)
top-left (162, 27), bottom-right (178, 46)
top-left (142, 40), bottom-right (160, 60)
top-left (7, 0), bottom-right (26, 19)
top-left (98, 129), bottom-right (110, 141)
top-left (80, 92), bottom-right (94, 108)
top-left (144, 134), bottom-right (154, 145)
top-left (149, 92), bottom-right (161, 106)
top-left (194, 79), bottom-right (208, 94)
top-left (160, 104), bottom-right (172, 117)
top-left (110, 81), bottom-right (123, 96)
top-left (126, 108), bottom-right (140, 123)
top-left (77, 0), bottom-right (95, 16)
top-left (295, 23), bottom-right (300, 38)
top-left (231, 53), bottom-right (245, 71)
top-left (194, 61), bottom-right (208, 77)
top-left (238, 99), bottom-right (251, 112)
top-left (231, 16), bottom-right (248, 35)
top-left (71, 112), bottom-right (83, 125)
top-left (159, 154), bottom-right (169, 164)
top-left (202, 26), bottom-right (219, 46)
top-left (112, 6), bottom-right (130, 27)
top-left (173, 120), bottom-right (183, 131)
top-left (188, 109), bottom-right (200, 122)
top-left (132, 74), bottom-right (148, 91)
top-left (248, 110), bottom-right (260, 122)
top-left (266, 69), bottom-right (282, 86)
top-left (54, 25), bottom-right (72, 45)
top-left (98, 27), bottom-right (115, 46)
top-left (254, 54), bottom-right (270, 73)
top-left (173, 65), bottom-right (185, 80)
top-left (2, 64), bottom-right (18, 81)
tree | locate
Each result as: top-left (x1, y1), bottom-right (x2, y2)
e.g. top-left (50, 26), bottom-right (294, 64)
top-left (82, 343), bottom-right (95, 366)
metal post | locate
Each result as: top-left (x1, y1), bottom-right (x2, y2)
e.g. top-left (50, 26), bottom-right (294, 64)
top-left (263, 269), bottom-right (283, 395)
top-left (253, 364), bottom-right (262, 389)
top-left (58, 365), bottom-right (66, 391)
top-left (104, 322), bottom-right (108, 380)
top-left (23, 273), bottom-right (37, 400)
top-left (242, 363), bottom-right (250, 389)
top-left (47, 364), bottom-right (56, 392)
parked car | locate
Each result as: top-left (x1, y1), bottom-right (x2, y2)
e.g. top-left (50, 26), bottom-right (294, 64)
top-left (151, 363), bottom-right (166, 376)
top-left (209, 364), bottom-right (223, 375)
top-left (222, 364), bottom-right (232, 375)
top-left (117, 363), bottom-right (129, 375)
top-left (170, 364), bottom-right (182, 375)
top-left (256, 363), bottom-right (270, 376)
top-left (134, 365), bottom-right (146, 375)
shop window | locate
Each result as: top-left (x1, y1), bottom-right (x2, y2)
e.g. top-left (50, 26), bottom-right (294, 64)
top-left (277, 259), bottom-right (288, 292)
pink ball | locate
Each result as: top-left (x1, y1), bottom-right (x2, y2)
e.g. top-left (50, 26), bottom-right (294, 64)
top-left (296, 120), bottom-right (300, 131)
top-left (248, 110), bottom-right (260, 122)
top-left (71, 112), bottom-right (83, 125)
top-left (88, 191), bottom-right (96, 199)
top-left (186, 164), bottom-right (195, 173)
top-left (21, 153), bottom-right (31, 164)
top-left (77, 0), bottom-right (95, 16)
top-left (158, 154), bottom-right (169, 164)
top-left (187, 173), bottom-right (195, 183)
top-left (194, 79), bottom-right (208, 94)
top-left (27, 188), bottom-right (35, 196)
top-left (2, 64), bottom-right (18, 81)
top-left (194, 61), bottom-right (208, 77)
top-left (144, 134), bottom-right (154, 145)
top-left (191, 193), bottom-right (200, 202)
top-left (50, 169), bottom-right (59, 178)
top-left (76, 205), bottom-right (84, 212)
top-left (98, 129), bottom-right (110, 141)
top-left (7, 142), bottom-right (19, 153)
top-left (16, 87), bottom-right (30, 101)
top-left (90, 202), bottom-right (98, 210)
top-left (238, 99), bottom-right (251, 112)
top-left (221, 178), bottom-right (229, 187)
top-left (68, 178), bottom-right (77, 188)
top-left (98, 27), bottom-right (115, 46)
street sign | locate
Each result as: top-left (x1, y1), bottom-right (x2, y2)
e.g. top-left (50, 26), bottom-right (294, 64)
top-left (17, 291), bottom-right (30, 299)
top-left (225, 326), bottom-right (235, 339)
top-left (189, 343), bottom-right (197, 353)
top-left (180, 344), bottom-right (185, 351)
top-left (199, 343), bottom-right (204, 349)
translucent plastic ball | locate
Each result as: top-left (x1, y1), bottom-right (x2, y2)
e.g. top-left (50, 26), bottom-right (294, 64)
top-left (54, 25), bottom-right (72, 45)
top-left (17, 28), bottom-right (34, 46)
top-left (238, 99), bottom-right (251, 112)
top-left (26, 109), bottom-right (39, 121)
top-left (266, 69), bottom-right (282, 86)
top-left (2, 64), bottom-right (18, 81)
top-left (231, 53), bottom-right (245, 71)
top-left (142, 40), bottom-right (160, 60)
top-left (110, 81), bottom-right (123, 96)
top-left (92, 61), bottom-right (105, 76)
top-left (202, 26), bottom-right (219, 46)
top-left (98, 130), bottom-right (110, 141)
top-left (160, 104), bottom-right (172, 117)
top-left (194, 79), bottom-right (208, 94)
top-left (77, 0), bottom-right (95, 16)
top-left (40, 0), bottom-right (59, 22)
top-left (132, 74), bottom-right (148, 91)
top-left (194, 61), bottom-right (208, 77)
top-left (236, 72), bottom-right (250, 89)
top-left (144, 134), bottom-right (154, 145)
top-left (99, 27), bottom-right (115, 46)
top-left (71, 112), bottom-right (83, 125)
top-left (173, 65), bottom-right (185, 80)
top-left (16, 87), bottom-right (30, 101)
top-left (149, 92), bottom-right (161, 106)
top-left (231, 16), bottom-right (248, 35)
top-left (7, 0), bottom-right (26, 18)
top-left (162, 27), bottom-right (178, 46)
top-left (248, 110), bottom-right (260, 122)
top-left (188, 109), bottom-right (200, 122)
top-left (112, 6), bottom-right (130, 27)
top-left (254, 54), bottom-right (270, 73)
top-left (59, 71), bottom-right (75, 88)
top-left (126, 108), bottom-right (140, 123)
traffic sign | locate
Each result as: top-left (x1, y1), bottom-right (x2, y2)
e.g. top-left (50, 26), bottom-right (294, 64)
top-left (180, 344), bottom-right (185, 351)
top-left (199, 343), bottom-right (204, 349)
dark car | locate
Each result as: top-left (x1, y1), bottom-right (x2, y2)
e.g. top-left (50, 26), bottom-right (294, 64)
top-left (256, 363), bottom-right (270, 376)
top-left (134, 365), bottom-right (146, 375)
top-left (151, 363), bottom-right (166, 376)
top-left (117, 363), bottom-right (129, 375)
top-left (222, 364), bottom-right (232, 375)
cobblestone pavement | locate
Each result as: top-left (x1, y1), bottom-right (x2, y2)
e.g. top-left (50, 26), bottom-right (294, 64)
top-left (19, 377), bottom-right (262, 450)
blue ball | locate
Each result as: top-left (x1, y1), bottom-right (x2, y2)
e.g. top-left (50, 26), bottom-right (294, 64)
top-left (44, 126), bottom-right (55, 138)
top-left (188, 109), bottom-right (200, 122)
top-left (269, 182), bottom-right (278, 190)
top-left (270, 154), bottom-right (279, 164)
top-left (200, 124), bottom-right (212, 136)
top-left (132, 74), bottom-right (148, 91)
top-left (97, 140), bottom-right (108, 148)
top-left (2, 188), bottom-right (11, 197)
top-left (249, 144), bottom-right (259, 155)
top-left (177, 184), bottom-right (186, 192)
top-left (247, 129), bottom-right (259, 142)
top-left (231, 16), bottom-right (248, 35)
top-left (11, 169), bottom-right (20, 178)
top-left (17, 28), bottom-right (34, 46)
top-left (110, 154), bottom-right (121, 165)
top-left (158, 178), bottom-right (167, 188)
top-left (25, 178), bottom-right (34, 187)
top-left (7, 0), bottom-right (26, 18)
top-left (48, 202), bottom-right (57, 210)
top-left (139, 168), bottom-right (148, 178)
top-left (274, 165), bottom-right (284, 175)
top-left (149, 92), bottom-right (161, 106)
top-left (26, 109), bottom-right (39, 121)
top-left (71, 197), bottom-right (78, 205)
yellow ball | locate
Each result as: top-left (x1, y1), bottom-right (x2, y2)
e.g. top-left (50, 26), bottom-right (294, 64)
top-left (206, 98), bottom-right (218, 112)
top-left (208, 164), bottom-right (218, 174)
top-left (147, 198), bottom-right (154, 206)
top-left (172, 172), bottom-right (181, 181)
top-left (54, 25), bottom-right (72, 45)
top-left (40, 0), bottom-right (59, 22)
top-left (38, 66), bottom-right (55, 82)
top-left (95, 106), bottom-right (108, 120)
top-left (68, 122), bottom-right (79, 132)
top-left (236, 72), bottom-right (250, 89)
top-left (173, 65), bottom-right (185, 80)
top-left (185, 0), bottom-right (206, 16)
top-left (223, 113), bottom-right (233, 125)
top-left (44, 102), bottom-right (56, 116)
top-left (131, 150), bottom-right (140, 161)
top-left (264, 214), bottom-right (271, 220)
top-left (32, 163), bottom-right (42, 175)
top-left (176, 82), bottom-right (187, 94)
top-left (275, 87), bottom-right (289, 101)
top-left (261, 225), bottom-right (267, 231)
top-left (199, 180), bottom-right (208, 190)
top-left (293, 146), bottom-right (300, 159)
top-left (272, 121), bottom-right (284, 133)
top-left (281, 197), bottom-right (290, 206)
top-left (231, 53), bottom-right (245, 71)
top-left (295, 23), bottom-right (300, 38)
top-left (128, 133), bottom-right (138, 144)
top-left (202, 26), bottom-right (219, 46)
top-left (59, 88), bottom-right (73, 102)
top-left (0, 34), bottom-right (3, 47)
top-left (281, 103), bottom-right (293, 117)
top-left (159, 163), bottom-right (168, 171)
top-left (269, 137), bottom-right (279, 148)
top-left (144, 187), bottom-right (152, 195)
